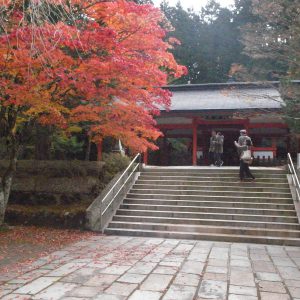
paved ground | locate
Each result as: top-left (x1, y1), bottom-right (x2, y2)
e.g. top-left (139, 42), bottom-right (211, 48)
top-left (1, 235), bottom-right (300, 300)
top-left (0, 226), bottom-right (94, 272)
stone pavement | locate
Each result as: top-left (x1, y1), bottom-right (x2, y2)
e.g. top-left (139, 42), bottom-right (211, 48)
top-left (1, 235), bottom-right (300, 300)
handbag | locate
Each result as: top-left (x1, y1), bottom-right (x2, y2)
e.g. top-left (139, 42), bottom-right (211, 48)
top-left (241, 149), bottom-right (251, 161)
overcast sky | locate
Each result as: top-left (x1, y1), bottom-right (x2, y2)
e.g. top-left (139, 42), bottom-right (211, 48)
top-left (152, 0), bottom-right (235, 11)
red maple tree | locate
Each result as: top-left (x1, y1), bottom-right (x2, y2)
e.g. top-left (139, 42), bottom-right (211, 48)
top-left (0, 0), bottom-right (186, 224)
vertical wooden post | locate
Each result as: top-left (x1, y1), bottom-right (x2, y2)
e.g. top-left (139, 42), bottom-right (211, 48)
top-left (245, 118), bottom-right (250, 133)
top-left (143, 150), bottom-right (148, 165)
top-left (97, 140), bottom-right (103, 161)
top-left (272, 138), bottom-right (277, 157)
top-left (192, 120), bottom-right (197, 166)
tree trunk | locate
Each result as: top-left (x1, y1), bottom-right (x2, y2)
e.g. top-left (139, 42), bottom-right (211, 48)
top-left (0, 190), bottom-right (6, 225)
top-left (35, 125), bottom-right (51, 160)
top-left (85, 136), bottom-right (91, 161)
top-left (0, 134), bottom-right (17, 226)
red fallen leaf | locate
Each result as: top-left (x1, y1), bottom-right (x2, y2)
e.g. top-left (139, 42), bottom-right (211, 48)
top-left (0, 225), bottom-right (98, 277)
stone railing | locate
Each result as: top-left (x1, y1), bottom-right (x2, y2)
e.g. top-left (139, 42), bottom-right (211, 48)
top-left (86, 153), bottom-right (141, 232)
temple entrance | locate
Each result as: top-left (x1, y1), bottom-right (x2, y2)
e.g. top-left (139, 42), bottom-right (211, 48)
top-left (146, 118), bottom-right (289, 166)
top-left (149, 137), bottom-right (192, 166)
top-left (199, 126), bottom-right (243, 166)
top-left (148, 127), bottom-right (243, 166)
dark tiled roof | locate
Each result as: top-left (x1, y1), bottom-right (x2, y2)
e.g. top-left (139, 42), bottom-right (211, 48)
top-left (162, 81), bottom-right (299, 111)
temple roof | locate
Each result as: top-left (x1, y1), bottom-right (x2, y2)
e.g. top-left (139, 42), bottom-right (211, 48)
top-left (162, 81), bottom-right (297, 112)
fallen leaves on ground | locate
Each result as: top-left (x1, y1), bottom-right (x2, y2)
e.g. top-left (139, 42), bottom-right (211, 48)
top-left (0, 225), bottom-right (97, 276)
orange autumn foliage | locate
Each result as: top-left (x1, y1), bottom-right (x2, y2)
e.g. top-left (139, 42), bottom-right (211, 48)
top-left (0, 0), bottom-right (187, 152)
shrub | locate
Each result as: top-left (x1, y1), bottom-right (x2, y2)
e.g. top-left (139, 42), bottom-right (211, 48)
top-left (101, 153), bottom-right (131, 184)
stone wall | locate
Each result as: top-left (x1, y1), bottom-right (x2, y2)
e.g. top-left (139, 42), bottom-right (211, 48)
top-left (0, 160), bottom-right (105, 205)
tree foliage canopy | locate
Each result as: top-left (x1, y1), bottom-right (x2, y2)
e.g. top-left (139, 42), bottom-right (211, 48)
top-left (160, 0), bottom-right (250, 84)
top-left (0, 0), bottom-right (186, 224)
top-left (0, 0), bottom-right (186, 153)
top-left (239, 0), bottom-right (300, 132)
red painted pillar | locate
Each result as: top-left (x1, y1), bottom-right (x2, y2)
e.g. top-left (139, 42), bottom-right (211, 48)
top-left (97, 140), bottom-right (103, 161)
top-left (192, 121), bottom-right (197, 166)
top-left (272, 138), bottom-right (277, 157)
top-left (245, 118), bottom-right (250, 133)
top-left (143, 150), bottom-right (148, 165)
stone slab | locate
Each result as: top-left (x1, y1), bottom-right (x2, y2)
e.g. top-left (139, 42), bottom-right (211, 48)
top-left (32, 282), bottom-right (78, 300)
top-left (163, 284), bottom-right (197, 300)
top-left (15, 276), bottom-right (59, 295)
top-left (128, 290), bottom-right (162, 300)
top-left (140, 274), bottom-right (173, 292)
top-left (105, 282), bottom-right (138, 296)
top-left (198, 280), bottom-right (227, 299)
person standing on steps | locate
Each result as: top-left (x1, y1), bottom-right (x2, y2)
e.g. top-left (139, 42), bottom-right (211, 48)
top-left (214, 132), bottom-right (224, 167)
top-left (208, 130), bottom-right (217, 166)
top-left (234, 139), bottom-right (255, 182)
top-left (238, 129), bottom-right (252, 155)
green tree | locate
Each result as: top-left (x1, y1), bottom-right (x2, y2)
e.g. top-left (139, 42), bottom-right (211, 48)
top-left (240, 0), bottom-right (300, 133)
top-left (161, 0), bottom-right (250, 83)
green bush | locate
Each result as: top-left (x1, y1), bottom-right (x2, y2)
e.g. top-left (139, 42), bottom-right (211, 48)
top-left (103, 152), bottom-right (131, 173)
top-left (52, 135), bottom-right (84, 160)
top-left (101, 153), bottom-right (131, 184)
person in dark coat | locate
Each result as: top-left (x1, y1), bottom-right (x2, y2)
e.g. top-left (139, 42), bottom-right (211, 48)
top-left (234, 139), bottom-right (255, 182)
top-left (208, 130), bottom-right (217, 166)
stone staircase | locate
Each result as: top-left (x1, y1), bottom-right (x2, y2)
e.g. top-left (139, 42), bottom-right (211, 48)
top-left (105, 167), bottom-right (300, 246)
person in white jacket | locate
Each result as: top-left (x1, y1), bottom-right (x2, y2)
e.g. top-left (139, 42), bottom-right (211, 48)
top-left (234, 139), bottom-right (255, 182)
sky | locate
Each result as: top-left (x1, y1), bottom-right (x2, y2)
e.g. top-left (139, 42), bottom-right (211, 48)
top-left (152, 0), bottom-right (235, 11)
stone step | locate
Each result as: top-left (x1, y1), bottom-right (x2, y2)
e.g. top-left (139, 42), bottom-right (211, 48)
top-left (133, 183), bottom-right (291, 193)
top-left (142, 167), bottom-right (287, 178)
top-left (108, 221), bottom-right (300, 238)
top-left (116, 209), bottom-right (299, 223)
top-left (127, 193), bottom-right (293, 204)
top-left (120, 203), bottom-right (297, 216)
top-left (123, 198), bottom-right (294, 210)
top-left (104, 165), bottom-right (299, 246)
top-left (130, 188), bottom-right (291, 198)
top-left (105, 227), bottom-right (300, 246)
top-left (136, 179), bottom-right (289, 188)
top-left (140, 173), bottom-right (287, 179)
top-left (113, 215), bottom-right (300, 230)
top-left (138, 175), bottom-right (287, 182)
top-left (142, 166), bottom-right (286, 174)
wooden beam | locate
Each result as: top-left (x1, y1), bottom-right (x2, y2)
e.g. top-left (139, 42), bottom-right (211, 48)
top-left (248, 123), bottom-right (288, 129)
top-left (158, 124), bottom-right (193, 130)
top-left (195, 119), bottom-right (246, 125)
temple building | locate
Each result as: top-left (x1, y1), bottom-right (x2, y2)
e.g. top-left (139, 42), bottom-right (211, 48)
top-left (147, 81), bottom-right (295, 166)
